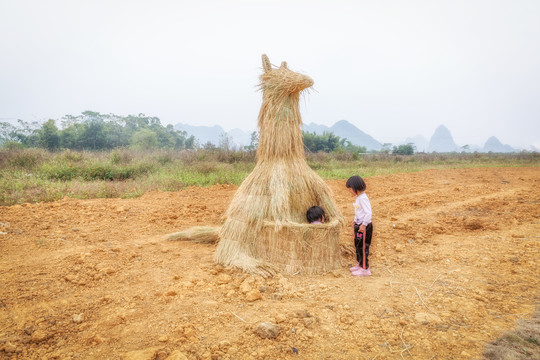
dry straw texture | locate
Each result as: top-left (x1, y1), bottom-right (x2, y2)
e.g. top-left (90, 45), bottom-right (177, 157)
top-left (214, 55), bottom-right (344, 276)
top-left (166, 226), bottom-right (220, 244)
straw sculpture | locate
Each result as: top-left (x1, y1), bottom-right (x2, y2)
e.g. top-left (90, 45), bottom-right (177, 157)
top-left (213, 54), bottom-right (345, 276)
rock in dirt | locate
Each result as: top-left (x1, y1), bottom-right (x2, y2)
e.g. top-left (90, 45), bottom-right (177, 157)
top-left (216, 273), bottom-right (232, 285)
top-left (245, 289), bottom-right (262, 302)
top-left (414, 312), bottom-right (441, 324)
top-left (165, 350), bottom-right (189, 360)
top-left (295, 309), bottom-right (311, 318)
top-left (123, 347), bottom-right (161, 360)
top-left (340, 316), bottom-right (354, 325)
top-left (73, 313), bottom-right (84, 323)
top-left (3, 341), bottom-right (19, 353)
top-left (239, 277), bottom-right (255, 294)
top-left (275, 313), bottom-right (287, 323)
top-left (158, 335), bottom-right (168, 342)
top-left (254, 322), bottom-right (280, 339)
top-left (31, 330), bottom-right (51, 343)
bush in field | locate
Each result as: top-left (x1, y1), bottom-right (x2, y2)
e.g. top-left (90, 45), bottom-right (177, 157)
top-left (110, 149), bottom-right (133, 165)
top-left (62, 150), bottom-right (85, 163)
top-left (2, 148), bottom-right (47, 169)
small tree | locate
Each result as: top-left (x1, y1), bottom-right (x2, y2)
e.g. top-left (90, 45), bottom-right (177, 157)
top-left (244, 131), bottom-right (259, 151)
top-left (38, 119), bottom-right (60, 151)
top-left (381, 143), bottom-right (393, 154)
top-left (393, 143), bottom-right (415, 155)
top-left (218, 132), bottom-right (234, 151)
top-left (131, 129), bottom-right (158, 149)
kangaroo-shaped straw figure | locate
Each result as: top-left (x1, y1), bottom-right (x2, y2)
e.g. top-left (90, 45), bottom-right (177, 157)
top-left (213, 55), bottom-right (344, 276)
top-left (168, 55), bottom-right (344, 276)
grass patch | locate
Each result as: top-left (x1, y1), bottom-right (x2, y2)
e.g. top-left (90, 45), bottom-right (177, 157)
top-left (484, 306), bottom-right (540, 359)
top-left (0, 148), bottom-right (538, 205)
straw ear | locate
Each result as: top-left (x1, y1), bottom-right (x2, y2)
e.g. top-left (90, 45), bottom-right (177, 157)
top-left (280, 61), bottom-right (288, 69)
top-left (262, 54), bottom-right (272, 73)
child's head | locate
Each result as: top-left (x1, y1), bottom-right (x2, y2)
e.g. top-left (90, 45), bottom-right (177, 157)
top-left (346, 175), bottom-right (366, 195)
top-left (306, 206), bottom-right (325, 223)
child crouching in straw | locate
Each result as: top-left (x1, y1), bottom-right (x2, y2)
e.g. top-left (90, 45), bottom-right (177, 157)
top-left (306, 206), bottom-right (325, 224)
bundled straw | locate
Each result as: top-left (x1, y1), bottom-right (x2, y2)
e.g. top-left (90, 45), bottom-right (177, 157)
top-left (214, 55), bottom-right (345, 276)
top-left (166, 226), bottom-right (220, 244)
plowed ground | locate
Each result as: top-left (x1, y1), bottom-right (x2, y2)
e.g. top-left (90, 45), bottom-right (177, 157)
top-left (1, 167), bottom-right (539, 360)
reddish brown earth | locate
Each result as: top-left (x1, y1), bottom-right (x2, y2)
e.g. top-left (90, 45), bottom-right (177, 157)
top-left (1, 167), bottom-right (539, 360)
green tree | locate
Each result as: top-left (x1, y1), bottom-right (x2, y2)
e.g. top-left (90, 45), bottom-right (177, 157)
top-left (81, 119), bottom-right (105, 150)
top-left (244, 131), bottom-right (259, 151)
top-left (303, 131), bottom-right (352, 153)
top-left (380, 143), bottom-right (393, 154)
top-left (9, 120), bottom-right (40, 147)
top-left (5, 111), bottom-right (196, 151)
top-left (185, 135), bottom-right (196, 149)
top-left (131, 128), bottom-right (159, 149)
top-left (0, 122), bottom-right (18, 144)
top-left (38, 119), bottom-right (60, 150)
top-left (337, 138), bottom-right (367, 154)
top-left (392, 143), bottom-right (415, 155)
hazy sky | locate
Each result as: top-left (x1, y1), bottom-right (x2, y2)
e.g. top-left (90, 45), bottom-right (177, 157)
top-left (1, 0), bottom-right (539, 148)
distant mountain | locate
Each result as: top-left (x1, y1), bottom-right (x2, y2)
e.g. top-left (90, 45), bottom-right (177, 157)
top-left (303, 120), bottom-right (382, 151)
top-left (404, 135), bottom-right (429, 153)
top-left (174, 123), bottom-right (254, 148)
top-left (303, 122), bottom-right (330, 135)
top-left (174, 123), bottom-right (226, 146)
top-left (176, 119), bottom-right (382, 151)
top-left (483, 136), bottom-right (516, 153)
top-left (228, 128), bottom-right (253, 147)
top-left (175, 121), bottom-right (528, 153)
top-left (427, 125), bottom-right (459, 153)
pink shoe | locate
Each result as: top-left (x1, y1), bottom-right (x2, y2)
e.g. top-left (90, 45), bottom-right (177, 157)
top-left (349, 263), bottom-right (360, 271)
top-left (352, 268), bottom-right (371, 276)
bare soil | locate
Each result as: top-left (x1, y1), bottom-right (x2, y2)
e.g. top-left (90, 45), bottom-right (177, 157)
top-left (1, 167), bottom-right (539, 360)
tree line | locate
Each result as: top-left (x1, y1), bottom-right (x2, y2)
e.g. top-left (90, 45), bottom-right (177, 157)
top-left (0, 111), bottom-right (416, 154)
top-left (0, 111), bottom-right (196, 151)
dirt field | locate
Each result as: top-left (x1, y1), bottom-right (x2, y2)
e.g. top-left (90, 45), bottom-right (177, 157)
top-left (1, 167), bottom-right (539, 360)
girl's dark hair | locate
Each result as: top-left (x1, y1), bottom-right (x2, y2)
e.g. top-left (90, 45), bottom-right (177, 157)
top-left (306, 206), bottom-right (325, 223)
top-left (346, 175), bottom-right (366, 194)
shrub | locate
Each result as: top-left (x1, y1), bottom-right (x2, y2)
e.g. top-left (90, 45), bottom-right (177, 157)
top-left (110, 149), bottom-right (133, 165)
top-left (6, 149), bottom-right (46, 169)
top-left (62, 150), bottom-right (85, 163)
top-left (154, 151), bottom-right (174, 165)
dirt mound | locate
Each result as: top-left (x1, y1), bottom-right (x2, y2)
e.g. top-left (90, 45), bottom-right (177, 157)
top-left (1, 167), bottom-right (539, 359)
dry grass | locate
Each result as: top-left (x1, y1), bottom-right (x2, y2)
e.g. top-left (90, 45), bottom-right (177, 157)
top-left (483, 306), bottom-right (540, 359)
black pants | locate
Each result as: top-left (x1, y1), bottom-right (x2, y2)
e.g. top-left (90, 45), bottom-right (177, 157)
top-left (354, 223), bottom-right (373, 269)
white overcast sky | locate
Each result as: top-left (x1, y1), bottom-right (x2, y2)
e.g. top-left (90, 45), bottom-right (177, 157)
top-left (1, 0), bottom-right (539, 148)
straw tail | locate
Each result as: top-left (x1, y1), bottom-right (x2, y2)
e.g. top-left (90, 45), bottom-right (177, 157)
top-left (166, 226), bottom-right (220, 243)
